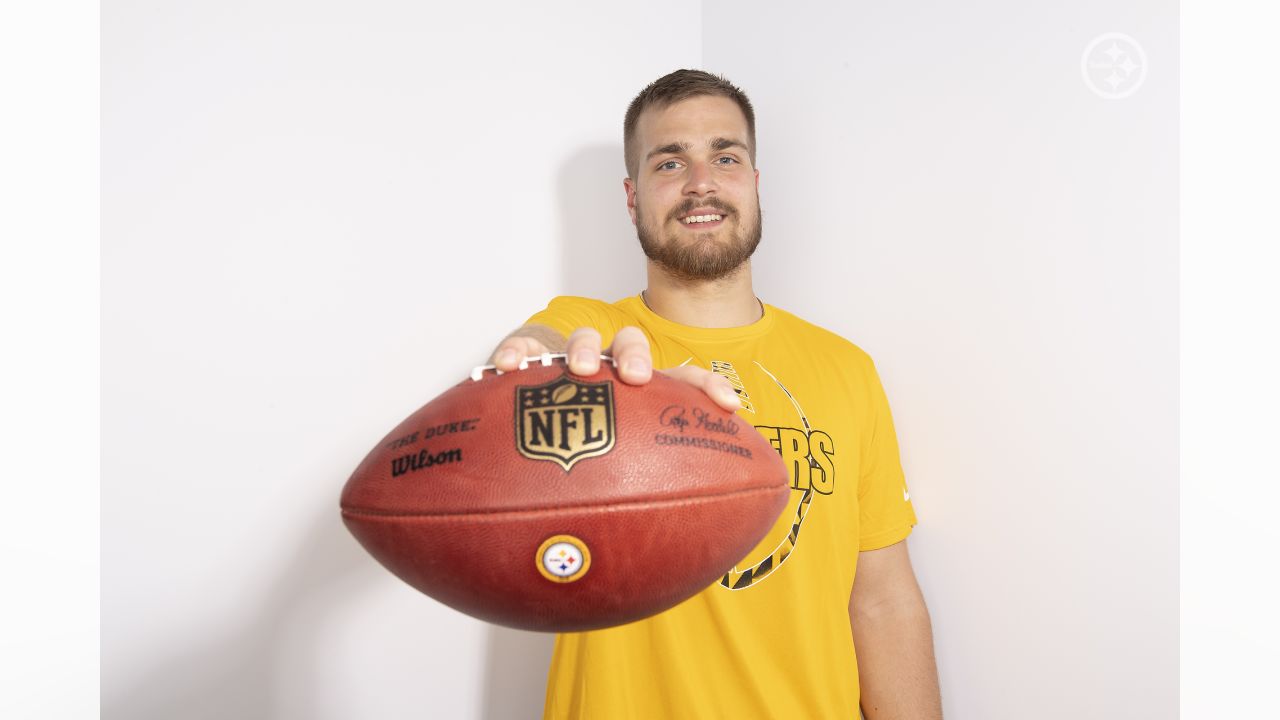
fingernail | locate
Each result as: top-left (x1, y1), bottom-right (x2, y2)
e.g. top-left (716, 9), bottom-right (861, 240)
top-left (573, 350), bottom-right (595, 369)
top-left (622, 358), bottom-right (649, 376)
top-left (719, 386), bottom-right (739, 406)
top-left (497, 349), bottom-right (516, 366)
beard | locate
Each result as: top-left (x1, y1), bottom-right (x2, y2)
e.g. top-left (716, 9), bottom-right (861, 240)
top-left (635, 196), bottom-right (763, 282)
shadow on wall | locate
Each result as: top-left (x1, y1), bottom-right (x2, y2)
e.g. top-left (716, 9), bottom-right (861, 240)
top-left (480, 627), bottom-right (556, 718)
top-left (103, 508), bottom-right (373, 720)
top-left (104, 145), bottom-right (645, 720)
top-left (555, 144), bottom-right (647, 303)
top-left (103, 492), bottom-right (557, 720)
top-left (479, 143), bottom-right (647, 717)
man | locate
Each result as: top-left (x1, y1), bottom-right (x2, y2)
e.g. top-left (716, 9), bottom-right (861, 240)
top-left (489, 69), bottom-right (943, 719)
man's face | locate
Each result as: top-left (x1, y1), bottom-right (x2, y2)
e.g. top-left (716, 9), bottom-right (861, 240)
top-left (625, 95), bottom-right (762, 282)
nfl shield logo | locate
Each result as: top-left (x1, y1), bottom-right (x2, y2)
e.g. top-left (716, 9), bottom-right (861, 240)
top-left (516, 374), bottom-right (616, 471)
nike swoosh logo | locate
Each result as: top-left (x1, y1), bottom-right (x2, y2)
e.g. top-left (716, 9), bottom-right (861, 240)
top-left (903, 488), bottom-right (911, 501)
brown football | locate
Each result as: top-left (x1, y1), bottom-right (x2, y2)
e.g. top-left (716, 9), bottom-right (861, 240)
top-left (340, 353), bottom-right (790, 632)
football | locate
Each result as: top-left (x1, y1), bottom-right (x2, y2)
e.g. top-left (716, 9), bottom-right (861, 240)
top-left (340, 352), bottom-right (790, 632)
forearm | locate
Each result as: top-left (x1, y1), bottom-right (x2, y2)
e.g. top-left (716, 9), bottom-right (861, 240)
top-left (492, 323), bottom-right (568, 360)
top-left (513, 323), bottom-right (568, 352)
top-left (851, 602), bottom-right (943, 719)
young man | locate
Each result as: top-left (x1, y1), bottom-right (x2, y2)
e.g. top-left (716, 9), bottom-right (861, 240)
top-left (489, 69), bottom-right (943, 719)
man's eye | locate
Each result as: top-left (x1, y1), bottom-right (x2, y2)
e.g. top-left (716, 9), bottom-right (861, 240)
top-left (659, 160), bottom-right (680, 170)
top-left (716, 156), bottom-right (738, 165)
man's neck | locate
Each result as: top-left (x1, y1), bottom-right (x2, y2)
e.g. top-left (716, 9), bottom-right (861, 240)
top-left (642, 261), bottom-right (762, 328)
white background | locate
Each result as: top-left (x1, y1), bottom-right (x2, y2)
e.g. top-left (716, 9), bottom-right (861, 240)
top-left (91, 0), bottom-right (1188, 718)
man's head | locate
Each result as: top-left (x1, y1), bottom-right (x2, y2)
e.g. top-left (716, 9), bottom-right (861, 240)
top-left (623, 69), bottom-right (763, 283)
top-left (623, 70), bottom-right (757, 181)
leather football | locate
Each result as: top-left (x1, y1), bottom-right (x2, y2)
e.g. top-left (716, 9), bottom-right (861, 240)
top-left (340, 353), bottom-right (790, 632)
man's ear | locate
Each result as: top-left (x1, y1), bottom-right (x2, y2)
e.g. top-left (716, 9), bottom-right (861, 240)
top-left (755, 168), bottom-right (760, 190)
top-left (623, 177), bottom-right (638, 226)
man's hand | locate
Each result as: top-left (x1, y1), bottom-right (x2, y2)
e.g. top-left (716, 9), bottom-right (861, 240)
top-left (488, 325), bottom-right (742, 412)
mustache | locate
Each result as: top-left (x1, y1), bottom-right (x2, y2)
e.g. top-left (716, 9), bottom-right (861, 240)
top-left (671, 199), bottom-right (734, 219)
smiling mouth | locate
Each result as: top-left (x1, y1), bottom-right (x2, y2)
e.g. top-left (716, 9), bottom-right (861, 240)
top-left (679, 213), bottom-right (727, 229)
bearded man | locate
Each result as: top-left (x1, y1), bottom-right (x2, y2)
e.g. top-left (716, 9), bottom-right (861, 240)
top-left (489, 68), bottom-right (943, 720)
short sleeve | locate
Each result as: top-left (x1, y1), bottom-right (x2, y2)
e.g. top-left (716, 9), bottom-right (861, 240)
top-left (857, 355), bottom-right (919, 551)
top-left (524, 296), bottom-right (625, 348)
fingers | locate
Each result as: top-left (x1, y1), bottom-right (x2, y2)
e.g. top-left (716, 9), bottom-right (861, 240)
top-left (490, 325), bottom-right (740, 413)
top-left (566, 327), bottom-right (603, 376)
top-left (489, 326), bottom-right (609, 376)
top-left (658, 365), bottom-right (742, 412)
top-left (606, 326), bottom-right (653, 385)
top-left (489, 335), bottom-right (548, 372)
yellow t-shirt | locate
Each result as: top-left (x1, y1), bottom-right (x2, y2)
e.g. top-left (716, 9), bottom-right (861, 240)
top-left (525, 294), bottom-right (919, 720)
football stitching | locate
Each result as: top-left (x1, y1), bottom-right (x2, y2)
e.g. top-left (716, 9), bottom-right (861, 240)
top-left (340, 484), bottom-right (787, 519)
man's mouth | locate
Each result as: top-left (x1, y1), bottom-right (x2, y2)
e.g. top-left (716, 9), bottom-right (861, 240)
top-left (678, 211), bottom-right (727, 229)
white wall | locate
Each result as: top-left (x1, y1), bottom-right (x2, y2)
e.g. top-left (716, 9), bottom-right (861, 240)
top-left (103, 1), bottom-right (1177, 717)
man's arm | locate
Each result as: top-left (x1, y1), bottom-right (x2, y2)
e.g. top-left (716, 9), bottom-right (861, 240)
top-left (490, 323), bottom-right (569, 365)
top-left (850, 539), bottom-right (943, 719)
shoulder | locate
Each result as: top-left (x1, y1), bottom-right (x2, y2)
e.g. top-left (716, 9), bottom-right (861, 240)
top-left (524, 295), bottom-right (642, 342)
top-left (539, 295), bottom-right (614, 312)
top-left (540, 295), bottom-right (639, 314)
top-left (767, 304), bottom-right (877, 369)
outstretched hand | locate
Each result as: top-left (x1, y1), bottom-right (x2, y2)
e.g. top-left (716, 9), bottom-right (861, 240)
top-left (488, 326), bottom-right (742, 412)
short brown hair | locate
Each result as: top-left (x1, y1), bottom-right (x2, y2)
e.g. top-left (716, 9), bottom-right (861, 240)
top-left (623, 69), bottom-right (757, 180)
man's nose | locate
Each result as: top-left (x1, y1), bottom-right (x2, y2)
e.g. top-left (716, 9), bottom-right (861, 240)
top-left (682, 161), bottom-right (717, 195)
